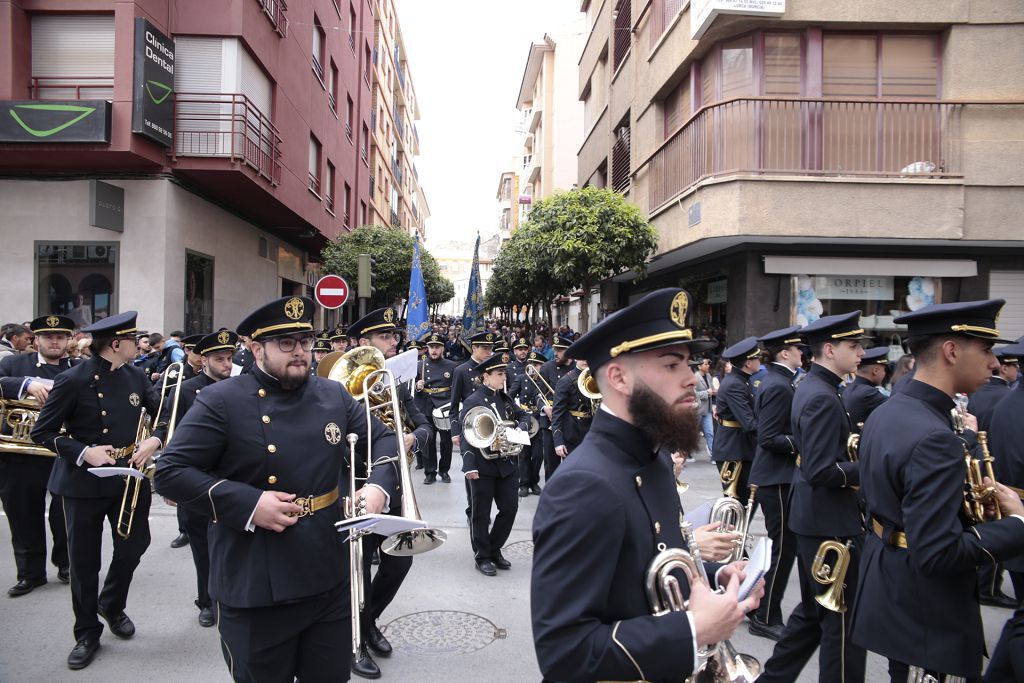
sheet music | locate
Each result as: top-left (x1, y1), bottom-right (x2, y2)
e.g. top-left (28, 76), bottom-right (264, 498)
top-left (682, 500), bottom-right (714, 528)
top-left (88, 466), bottom-right (144, 480)
top-left (738, 537), bottom-right (772, 602)
top-left (504, 428), bottom-right (531, 446)
top-left (335, 514), bottom-right (425, 540)
top-left (386, 349), bottom-right (418, 384)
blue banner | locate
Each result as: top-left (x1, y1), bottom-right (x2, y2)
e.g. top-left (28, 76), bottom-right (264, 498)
top-left (462, 233), bottom-right (484, 336)
top-left (406, 235), bottom-right (431, 343)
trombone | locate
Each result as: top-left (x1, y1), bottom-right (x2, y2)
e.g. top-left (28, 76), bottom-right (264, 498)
top-left (524, 364), bottom-right (555, 409)
top-left (116, 407), bottom-right (156, 540)
top-left (152, 361), bottom-right (185, 447)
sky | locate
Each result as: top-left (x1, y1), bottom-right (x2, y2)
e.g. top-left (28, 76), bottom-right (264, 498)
top-left (395, 0), bottom-right (584, 249)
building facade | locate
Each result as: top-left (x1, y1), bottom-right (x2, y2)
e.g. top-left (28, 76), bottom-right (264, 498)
top-left (579, 0), bottom-right (1024, 343)
top-left (366, 0), bottom-right (428, 239)
top-left (0, 0), bottom-right (383, 333)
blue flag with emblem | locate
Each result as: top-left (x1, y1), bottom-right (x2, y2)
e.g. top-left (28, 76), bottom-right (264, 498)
top-left (406, 235), bottom-right (431, 343)
top-left (462, 233), bottom-right (484, 336)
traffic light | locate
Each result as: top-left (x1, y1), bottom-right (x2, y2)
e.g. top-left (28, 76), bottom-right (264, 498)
top-left (357, 253), bottom-right (376, 299)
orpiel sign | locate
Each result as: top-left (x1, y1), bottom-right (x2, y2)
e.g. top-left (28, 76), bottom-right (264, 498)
top-left (132, 18), bottom-right (175, 147)
top-left (0, 100), bottom-right (112, 143)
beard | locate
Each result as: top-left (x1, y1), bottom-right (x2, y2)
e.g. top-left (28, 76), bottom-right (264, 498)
top-left (262, 355), bottom-right (309, 390)
top-left (628, 379), bottom-right (701, 455)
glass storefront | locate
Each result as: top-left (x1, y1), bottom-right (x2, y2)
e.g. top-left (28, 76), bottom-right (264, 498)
top-left (185, 251), bottom-right (214, 336)
top-left (794, 274), bottom-right (938, 335)
top-left (36, 243), bottom-right (117, 326)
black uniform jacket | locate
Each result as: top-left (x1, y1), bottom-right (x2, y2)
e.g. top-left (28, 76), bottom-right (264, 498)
top-left (532, 409), bottom-right (721, 683)
top-left (788, 363), bottom-right (861, 537)
top-left (153, 367), bottom-right (399, 608)
top-left (31, 355), bottom-right (160, 498)
top-left (153, 371), bottom-right (216, 445)
top-left (841, 375), bottom-right (887, 432)
top-left (458, 386), bottom-right (527, 478)
top-left (968, 376), bottom-right (1011, 433)
top-left (396, 381), bottom-right (431, 453)
top-left (506, 358), bottom-right (528, 396)
top-left (449, 358), bottom-right (482, 435)
top-left (550, 368), bottom-right (592, 450)
top-left (851, 379), bottom-right (1024, 678)
top-left (750, 363), bottom-right (797, 487)
top-left (712, 367), bottom-right (757, 462)
top-left (989, 381), bottom-right (1024, 573)
top-left (0, 353), bottom-right (77, 458)
top-left (539, 358), bottom-right (572, 429)
top-left (414, 356), bottom-right (457, 418)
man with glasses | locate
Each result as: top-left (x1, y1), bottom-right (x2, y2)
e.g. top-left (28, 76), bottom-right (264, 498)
top-left (156, 297), bottom-right (399, 682)
top-left (0, 315), bottom-right (76, 597)
top-left (31, 311), bottom-right (162, 670)
top-left (347, 308), bottom-right (430, 679)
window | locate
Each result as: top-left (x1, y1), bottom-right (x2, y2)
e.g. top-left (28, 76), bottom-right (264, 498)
top-left (325, 161), bottom-right (336, 213)
top-left (720, 36), bottom-right (754, 100)
top-left (308, 135), bottom-right (322, 195)
top-left (823, 35), bottom-right (877, 97)
top-left (185, 252), bottom-right (214, 335)
top-left (31, 15), bottom-right (115, 99)
top-left (583, 52), bottom-right (608, 131)
top-left (649, 0), bottom-right (686, 47)
top-left (349, 4), bottom-right (357, 51)
top-left (343, 183), bottom-right (352, 226)
top-left (328, 59), bottom-right (339, 111)
top-left (361, 123), bottom-right (369, 161)
top-left (346, 95), bottom-right (354, 139)
top-left (611, 116), bottom-right (631, 193)
top-left (881, 35), bottom-right (938, 98)
top-left (312, 15), bottom-right (325, 81)
top-left (663, 77), bottom-right (691, 138)
top-left (360, 200), bottom-right (368, 226)
top-left (612, 0), bottom-right (632, 71)
top-left (763, 33), bottom-right (803, 96)
top-left (364, 43), bottom-right (372, 82)
top-left (36, 243), bottom-right (117, 322)
top-left (700, 50), bottom-right (717, 107)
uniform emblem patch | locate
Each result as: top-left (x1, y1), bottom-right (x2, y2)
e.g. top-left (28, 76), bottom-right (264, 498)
top-left (669, 291), bottom-right (689, 328)
top-left (502, 353), bottom-right (510, 364)
top-left (284, 297), bottom-right (305, 320)
top-left (324, 422), bottom-right (342, 445)
top-left (129, 393), bottom-right (141, 407)
top-left (444, 372), bottom-right (451, 378)
top-left (217, 330), bottom-right (231, 345)
top-left (383, 308), bottom-right (396, 323)
top-left (46, 316), bottom-right (60, 328)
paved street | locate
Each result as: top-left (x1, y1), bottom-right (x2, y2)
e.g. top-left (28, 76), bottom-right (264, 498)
top-left (0, 440), bottom-right (1015, 681)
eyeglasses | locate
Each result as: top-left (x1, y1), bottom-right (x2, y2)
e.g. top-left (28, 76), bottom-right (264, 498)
top-left (270, 336), bottom-right (315, 352)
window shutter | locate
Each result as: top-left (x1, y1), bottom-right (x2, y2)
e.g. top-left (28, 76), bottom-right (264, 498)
top-left (31, 15), bottom-right (115, 99)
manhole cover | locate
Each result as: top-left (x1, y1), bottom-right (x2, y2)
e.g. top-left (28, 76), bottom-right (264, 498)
top-left (383, 610), bottom-right (506, 656)
top-left (502, 540), bottom-right (534, 560)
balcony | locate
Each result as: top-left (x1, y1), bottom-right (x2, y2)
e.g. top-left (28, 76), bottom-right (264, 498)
top-left (394, 47), bottom-right (406, 90)
top-left (392, 157), bottom-right (403, 185)
top-left (393, 104), bottom-right (405, 147)
top-left (646, 97), bottom-right (965, 211)
top-left (257, 0), bottom-right (288, 37)
top-left (172, 93), bottom-right (282, 185)
top-left (390, 209), bottom-right (399, 227)
top-left (30, 76), bottom-right (114, 100)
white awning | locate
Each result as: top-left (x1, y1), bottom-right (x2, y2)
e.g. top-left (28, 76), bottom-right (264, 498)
top-left (763, 256), bottom-right (977, 278)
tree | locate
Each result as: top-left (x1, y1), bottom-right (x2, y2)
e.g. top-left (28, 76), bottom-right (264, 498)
top-left (524, 187), bottom-right (657, 332)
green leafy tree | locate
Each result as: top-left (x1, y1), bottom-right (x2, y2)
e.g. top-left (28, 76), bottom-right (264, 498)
top-left (525, 188), bottom-right (657, 331)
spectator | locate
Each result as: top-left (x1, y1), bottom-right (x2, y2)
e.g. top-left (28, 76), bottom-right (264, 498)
top-left (0, 323), bottom-right (32, 359)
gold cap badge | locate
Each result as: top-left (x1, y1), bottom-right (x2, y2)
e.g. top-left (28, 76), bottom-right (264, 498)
top-left (284, 297), bottom-right (305, 320)
top-left (669, 291), bottom-right (689, 329)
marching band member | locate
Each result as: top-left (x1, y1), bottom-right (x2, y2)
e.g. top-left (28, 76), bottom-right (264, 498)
top-left (0, 314), bottom-right (75, 597)
top-left (155, 296), bottom-right (399, 682)
top-left (711, 337), bottom-right (761, 504)
top-left (414, 332), bottom-right (457, 485)
top-left (511, 350), bottom-right (547, 497)
top-left (531, 288), bottom-right (762, 681)
top-left (841, 345), bottom-right (891, 431)
top-left (550, 359), bottom-right (593, 458)
top-left (851, 302), bottom-right (1024, 682)
top-left (537, 334), bottom-right (574, 478)
top-left (32, 312), bottom-right (162, 670)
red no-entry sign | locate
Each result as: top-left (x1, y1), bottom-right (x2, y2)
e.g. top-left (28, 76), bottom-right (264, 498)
top-left (315, 275), bottom-right (350, 309)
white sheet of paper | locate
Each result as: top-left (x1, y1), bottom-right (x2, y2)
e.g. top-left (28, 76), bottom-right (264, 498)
top-left (230, 363), bottom-right (243, 377)
top-left (682, 500), bottom-right (714, 528)
top-left (88, 466), bottom-right (144, 480)
top-left (738, 536), bottom-right (772, 602)
top-left (386, 349), bottom-right (418, 384)
top-left (504, 428), bottom-right (531, 446)
top-left (335, 514), bottom-right (426, 540)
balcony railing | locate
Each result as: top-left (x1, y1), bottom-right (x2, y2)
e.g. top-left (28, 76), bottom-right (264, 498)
top-left (394, 47), bottom-right (406, 89)
top-left (30, 76), bottom-right (114, 100)
top-left (390, 209), bottom-right (399, 226)
top-left (645, 97), bottom-right (965, 211)
top-left (393, 104), bottom-right (405, 143)
top-left (392, 158), bottom-right (403, 185)
top-left (173, 92), bottom-right (282, 185)
top-left (257, 0), bottom-right (288, 37)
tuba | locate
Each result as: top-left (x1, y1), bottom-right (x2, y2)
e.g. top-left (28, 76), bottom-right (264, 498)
top-left (321, 347), bottom-right (416, 435)
top-left (462, 406), bottom-right (523, 459)
top-left (720, 461), bottom-right (742, 499)
top-left (577, 367), bottom-right (601, 413)
top-left (812, 539), bottom-right (854, 613)
top-left (0, 396), bottom-right (56, 457)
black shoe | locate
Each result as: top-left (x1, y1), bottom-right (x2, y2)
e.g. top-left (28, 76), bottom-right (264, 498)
top-left (100, 611), bottom-right (135, 639)
top-left (67, 637), bottom-right (100, 670)
top-left (980, 591), bottom-right (1019, 609)
top-left (198, 605), bottom-right (216, 627)
top-left (8, 578), bottom-right (46, 597)
top-left (475, 559), bottom-right (497, 576)
top-left (748, 615), bottom-right (785, 641)
top-left (440, 473), bottom-right (451, 483)
top-left (58, 567), bottom-right (71, 584)
top-left (351, 645), bottom-right (381, 679)
top-left (518, 486), bottom-right (530, 498)
top-left (424, 474), bottom-right (436, 485)
top-left (366, 624), bottom-right (392, 657)
top-left (414, 463), bottom-right (424, 470)
top-left (170, 532), bottom-right (189, 549)
top-left (530, 485), bottom-right (542, 495)
top-left (492, 552), bottom-right (511, 570)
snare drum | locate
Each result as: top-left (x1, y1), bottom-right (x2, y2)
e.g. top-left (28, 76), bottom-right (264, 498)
top-left (431, 403), bottom-right (452, 431)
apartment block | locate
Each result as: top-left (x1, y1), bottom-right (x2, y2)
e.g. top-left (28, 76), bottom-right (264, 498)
top-left (579, 0), bottom-right (1024, 340)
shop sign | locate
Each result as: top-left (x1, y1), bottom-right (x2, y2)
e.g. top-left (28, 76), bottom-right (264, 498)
top-left (89, 181), bottom-right (124, 233)
top-left (707, 279), bottom-right (728, 304)
top-left (0, 100), bottom-right (111, 143)
top-left (813, 275), bottom-right (894, 301)
top-left (132, 18), bottom-right (175, 147)
top-left (692, 0), bottom-right (786, 38)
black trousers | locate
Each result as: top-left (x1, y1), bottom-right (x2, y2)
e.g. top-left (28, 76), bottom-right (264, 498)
top-left (0, 454), bottom-right (68, 581)
top-left (715, 459), bottom-right (753, 504)
top-left (424, 426), bottom-right (452, 476)
top-left (890, 660), bottom-right (981, 683)
top-left (753, 483), bottom-right (797, 626)
top-left (469, 471), bottom-right (518, 560)
top-left (540, 428), bottom-right (560, 481)
top-left (759, 532), bottom-right (866, 683)
top-left (217, 582), bottom-right (350, 683)
top-left (986, 606), bottom-right (1024, 683)
top-left (979, 561), bottom-right (1006, 597)
top-left (176, 504), bottom-right (187, 536)
top-left (359, 531), bottom-right (412, 633)
top-left (181, 507), bottom-right (211, 609)
top-left (62, 489), bottom-right (151, 641)
top-left (517, 443), bottom-right (543, 488)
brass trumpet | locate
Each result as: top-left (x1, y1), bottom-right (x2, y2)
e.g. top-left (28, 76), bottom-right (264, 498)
top-left (577, 367), bottom-right (601, 413)
top-left (952, 409), bottom-right (1000, 525)
top-left (710, 495), bottom-right (746, 563)
top-left (846, 422), bottom-right (865, 461)
top-left (812, 539), bottom-right (854, 613)
top-left (720, 461), bottom-right (743, 499)
top-left (0, 396), bottom-right (56, 457)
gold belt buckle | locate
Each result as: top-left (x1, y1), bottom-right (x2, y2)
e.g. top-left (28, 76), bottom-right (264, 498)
top-left (291, 496), bottom-right (313, 518)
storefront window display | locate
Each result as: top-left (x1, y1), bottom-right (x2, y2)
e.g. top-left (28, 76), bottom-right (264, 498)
top-left (36, 243), bottom-right (117, 325)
